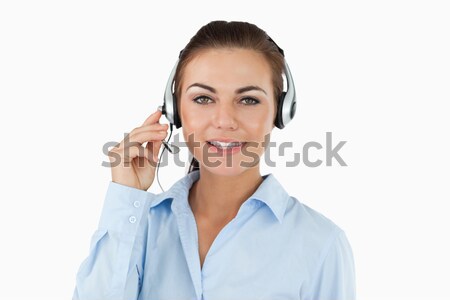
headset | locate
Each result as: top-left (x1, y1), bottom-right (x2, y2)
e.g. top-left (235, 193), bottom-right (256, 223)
top-left (156, 36), bottom-right (297, 190)
top-left (161, 36), bottom-right (297, 130)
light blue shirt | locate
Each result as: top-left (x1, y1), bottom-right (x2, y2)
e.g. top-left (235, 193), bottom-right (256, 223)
top-left (73, 170), bottom-right (355, 300)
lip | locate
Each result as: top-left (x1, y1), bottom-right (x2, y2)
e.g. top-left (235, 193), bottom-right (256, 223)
top-left (206, 141), bottom-right (246, 155)
top-left (207, 138), bottom-right (244, 143)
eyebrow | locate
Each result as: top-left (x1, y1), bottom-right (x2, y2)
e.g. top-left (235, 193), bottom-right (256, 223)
top-left (186, 83), bottom-right (267, 95)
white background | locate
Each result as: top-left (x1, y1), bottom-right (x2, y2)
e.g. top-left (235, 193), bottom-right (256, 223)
top-left (0, 0), bottom-right (449, 299)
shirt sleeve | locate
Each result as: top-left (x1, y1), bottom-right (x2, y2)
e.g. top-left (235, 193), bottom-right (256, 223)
top-left (73, 181), bottom-right (154, 300)
top-left (302, 229), bottom-right (356, 300)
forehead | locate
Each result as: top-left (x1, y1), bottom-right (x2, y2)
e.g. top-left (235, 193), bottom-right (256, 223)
top-left (181, 48), bottom-right (273, 93)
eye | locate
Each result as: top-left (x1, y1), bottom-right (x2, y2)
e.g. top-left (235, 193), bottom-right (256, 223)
top-left (193, 96), bottom-right (213, 105)
top-left (240, 97), bottom-right (260, 105)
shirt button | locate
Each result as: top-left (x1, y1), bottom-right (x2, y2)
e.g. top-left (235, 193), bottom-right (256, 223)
top-left (133, 201), bottom-right (141, 208)
top-left (129, 216), bottom-right (137, 224)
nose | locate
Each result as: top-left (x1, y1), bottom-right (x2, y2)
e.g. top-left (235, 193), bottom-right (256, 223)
top-left (212, 102), bottom-right (238, 130)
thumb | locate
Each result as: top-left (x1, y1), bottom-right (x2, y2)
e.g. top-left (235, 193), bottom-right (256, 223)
top-left (148, 140), bottom-right (163, 163)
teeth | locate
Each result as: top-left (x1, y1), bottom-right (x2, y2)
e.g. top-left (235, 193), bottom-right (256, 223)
top-left (209, 141), bottom-right (244, 148)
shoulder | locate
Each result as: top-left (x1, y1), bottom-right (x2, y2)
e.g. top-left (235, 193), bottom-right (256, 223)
top-left (284, 198), bottom-right (356, 298)
top-left (285, 196), bottom-right (343, 237)
top-left (259, 173), bottom-right (344, 244)
top-left (281, 196), bottom-right (355, 284)
top-left (281, 195), bottom-right (349, 260)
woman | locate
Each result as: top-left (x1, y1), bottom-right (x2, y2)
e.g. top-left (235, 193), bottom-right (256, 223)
top-left (73, 20), bottom-right (355, 300)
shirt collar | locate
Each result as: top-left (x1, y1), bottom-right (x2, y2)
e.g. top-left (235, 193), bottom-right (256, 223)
top-left (249, 172), bottom-right (291, 223)
top-left (150, 170), bottom-right (291, 223)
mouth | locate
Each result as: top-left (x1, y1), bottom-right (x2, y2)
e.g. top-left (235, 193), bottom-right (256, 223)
top-left (206, 140), bottom-right (246, 154)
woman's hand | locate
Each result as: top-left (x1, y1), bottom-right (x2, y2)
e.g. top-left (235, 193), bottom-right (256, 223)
top-left (108, 109), bottom-right (169, 191)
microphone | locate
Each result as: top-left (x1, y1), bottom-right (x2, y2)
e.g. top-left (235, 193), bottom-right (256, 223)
top-left (162, 140), bottom-right (180, 154)
top-left (156, 105), bottom-right (180, 154)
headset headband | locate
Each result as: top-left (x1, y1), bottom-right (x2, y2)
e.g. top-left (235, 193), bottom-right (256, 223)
top-left (163, 35), bottom-right (297, 129)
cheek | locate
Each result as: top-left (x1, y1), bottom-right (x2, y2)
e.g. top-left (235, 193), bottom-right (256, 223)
top-left (244, 110), bottom-right (275, 133)
top-left (181, 111), bottom-right (207, 153)
top-left (182, 126), bottom-right (203, 160)
top-left (181, 111), bottom-right (208, 135)
top-left (179, 97), bottom-right (207, 126)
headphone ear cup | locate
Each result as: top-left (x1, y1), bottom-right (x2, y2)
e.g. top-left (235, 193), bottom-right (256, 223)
top-left (290, 100), bottom-right (297, 120)
top-left (275, 92), bottom-right (286, 129)
top-left (172, 94), bottom-right (182, 128)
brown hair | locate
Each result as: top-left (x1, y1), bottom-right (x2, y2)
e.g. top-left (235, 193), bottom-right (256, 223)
top-left (174, 20), bottom-right (285, 106)
top-left (176, 20), bottom-right (286, 173)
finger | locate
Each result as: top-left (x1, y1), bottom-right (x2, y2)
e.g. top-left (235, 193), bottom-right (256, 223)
top-left (120, 144), bottom-right (151, 163)
top-left (110, 131), bottom-right (167, 153)
top-left (147, 140), bottom-right (163, 162)
top-left (111, 111), bottom-right (169, 153)
top-left (142, 109), bottom-right (163, 126)
top-left (124, 143), bottom-right (162, 168)
top-left (128, 130), bottom-right (168, 146)
top-left (133, 123), bottom-right (169, 135)
top-left (114, 124), bottom-right (167, 150)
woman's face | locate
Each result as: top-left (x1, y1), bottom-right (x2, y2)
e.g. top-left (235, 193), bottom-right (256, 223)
top-left (179, 48), bottom-right (277, 176)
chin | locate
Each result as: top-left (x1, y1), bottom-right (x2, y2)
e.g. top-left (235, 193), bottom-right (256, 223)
top-left (201, 165), bottom-right (247, 177)
top-left (198, 157), bottom-right (260, 177)
top-left (193, 142), bottom-right (262, 177)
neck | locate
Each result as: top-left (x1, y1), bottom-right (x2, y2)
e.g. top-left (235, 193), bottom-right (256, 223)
top-left (188, 167), bottom-right (263, 225)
